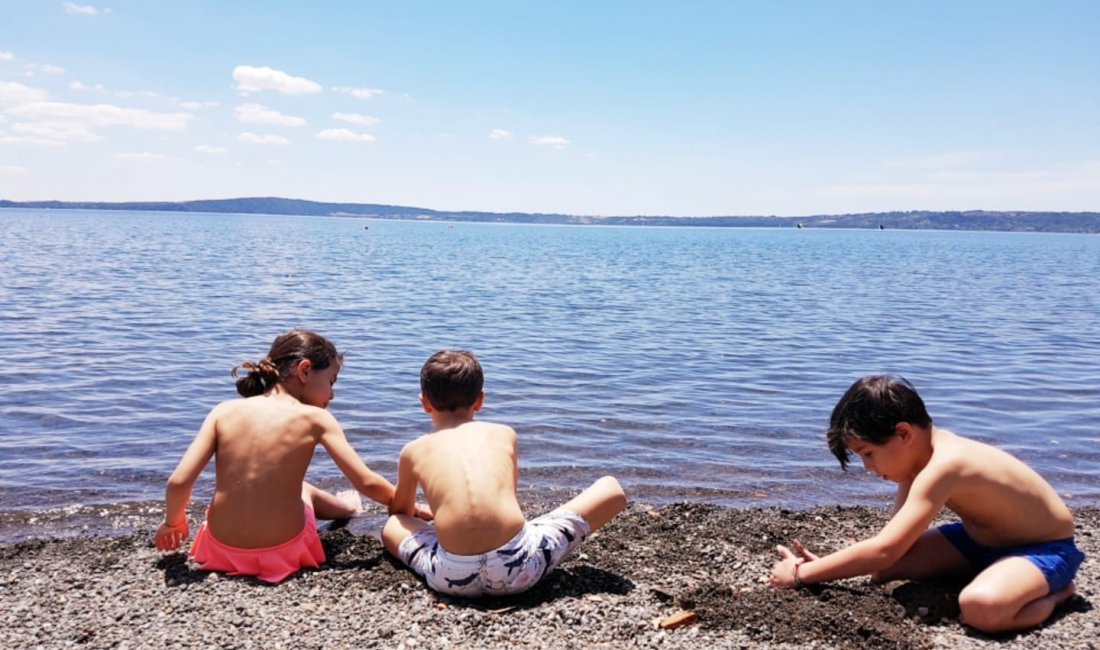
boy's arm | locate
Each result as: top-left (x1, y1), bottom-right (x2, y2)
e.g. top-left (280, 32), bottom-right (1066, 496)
top-left (317, 412), bottom-right (396, 508)
top-left (772, 467), bottom-right (953, 587)
top-left (389, 444), bottom-right (420, 516)
top-left (156, 407), bottom-right (218, 551)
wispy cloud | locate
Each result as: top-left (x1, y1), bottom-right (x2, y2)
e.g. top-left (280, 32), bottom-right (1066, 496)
top-left (234, 103), bottom-right (307, 126)
top-left (528, 135), bottom-right (570, 149)
top-left (7, 102), bottom-right (193, 130)
top-left (0, 164), bottom-right (29, 174)
top-left (233, 66), bottom-right (322, 96)
top-left (180, 101), bottom-right (219, 110)
top-left (63, 3), bottom-right (98, 15)
top-left (0, 52), bottom-right (16, 62)
top-left (332, 111), bottom-right (379, 126)
top-left (237, 132), bottom-right (290, 145)
top-left (489, 129), bottom-right (513, 140)
top-left (333, 86), bottom-right (385, 101)
top-left (113, 152), bottom-right (167, 163)
top-left (195, 145), bottom-right (227, 155)
top-left (9, 121), bottom-right (101, 143)
top-left (316, 128), bottom-right (376, 143)
top-left (885, 151), bottom-right (985, 169)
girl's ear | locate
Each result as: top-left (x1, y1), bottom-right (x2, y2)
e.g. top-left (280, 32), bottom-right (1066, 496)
top-left (295, 358), bottom-right (313, 383)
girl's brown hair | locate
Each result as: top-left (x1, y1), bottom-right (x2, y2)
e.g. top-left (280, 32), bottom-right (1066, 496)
top-left (231, 330), bottom-right (342, 397)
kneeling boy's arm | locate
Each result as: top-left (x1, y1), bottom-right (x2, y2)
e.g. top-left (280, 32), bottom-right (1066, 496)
top-left (800, 475), bottom-right (948, 584)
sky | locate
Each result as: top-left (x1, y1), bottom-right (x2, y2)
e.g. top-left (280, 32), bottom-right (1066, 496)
top-left (1, 1), bottom-right (1098, 217)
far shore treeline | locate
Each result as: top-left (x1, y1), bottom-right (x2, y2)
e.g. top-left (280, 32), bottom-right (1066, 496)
top-left (2, 197), bottom-right (1098, 233)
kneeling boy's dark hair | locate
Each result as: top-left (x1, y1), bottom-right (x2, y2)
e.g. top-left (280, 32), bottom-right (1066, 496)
top-left (827, 375), bottom-right (932, 470)
top-left (421, 349), bottom-right (484, 412)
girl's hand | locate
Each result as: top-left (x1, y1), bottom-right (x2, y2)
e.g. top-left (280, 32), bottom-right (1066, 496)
top-left (155, 519), bottom-right (189, 551)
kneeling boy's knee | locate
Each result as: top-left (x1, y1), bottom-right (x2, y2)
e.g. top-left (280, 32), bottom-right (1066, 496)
top-left (958, 588), bottom-right (1012, 633)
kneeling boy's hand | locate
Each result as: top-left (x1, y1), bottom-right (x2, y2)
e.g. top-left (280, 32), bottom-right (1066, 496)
top-left (769, 541), bottom-right (816, 588)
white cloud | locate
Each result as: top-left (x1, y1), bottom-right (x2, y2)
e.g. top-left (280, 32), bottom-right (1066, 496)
top-left (238, 132), bottom-right (290, 145)
top-left (332, 111), bottom-right (379, 126)
top-left (233, 65), bottom-right (322, 95)
top-left (234, 103), bottom-right (307, 126)
top-left (489, 129), bottom-right (513, 140)
top-left (63, 3), bottom-right (97, 15)
top-left (333, 86), bottom-right (385, 101)
top-left (528, 135), bottom-right (570, 149)
top-left (7, 102), bottom-right (193, 130)
top-left (114, 152), bottom-right (167, 163)
top-left (0, 81), bottom-right (50, 105)
top-left (180, 101), bottom-right (219, 110)
top-left (10, 121), bottom-right (101, 143)
top-left (195, 145), bottom-right (227, 155)
top-left (0, 52), bottom-right (14, 61)
top-left (68, 81), bottom-right (107, 93)
top-left (886, 151), bottom-right (985, 169)
top-left (316, 128), bottom-right (376, 143)
top-left (0, 164), bottom-right (29, 174)
top-left (37, 64), bottom-right (65, 76)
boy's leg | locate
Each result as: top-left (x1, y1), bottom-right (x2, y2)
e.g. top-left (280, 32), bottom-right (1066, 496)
top-left (873, 527), bottom-right (971, 583)
top-left (301, 481), bottom-right (359, 520)
top-left (557, 475), bottom-right (627, 532)
top-left (382, 513), bottom-right (433, 557)
top-left (958, 558), bottom-right (1074, 633)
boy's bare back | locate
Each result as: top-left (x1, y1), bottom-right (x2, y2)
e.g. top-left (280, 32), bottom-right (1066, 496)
top-left (398, 420), bottom-right (526, 555)
top-left (204, 394), bottom-right (334, 547)
top-left (914, 428), bottom-right (1074, 545)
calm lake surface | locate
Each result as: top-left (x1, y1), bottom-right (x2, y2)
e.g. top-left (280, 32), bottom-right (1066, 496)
top-left (1, 208), bottom-right (1098, 541)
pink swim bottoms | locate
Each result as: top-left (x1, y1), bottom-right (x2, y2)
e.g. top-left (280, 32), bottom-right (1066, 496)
top-left (189, 505), bottom-right (325, 584)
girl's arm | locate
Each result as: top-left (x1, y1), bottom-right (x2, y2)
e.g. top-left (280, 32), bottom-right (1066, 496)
top-left (155, 406), bottom-right (218, 551)
top-left (317, 412), bottom-right (396, 508)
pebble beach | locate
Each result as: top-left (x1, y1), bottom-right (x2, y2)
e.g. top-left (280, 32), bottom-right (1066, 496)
top-left (1, 503), bottom-right (1096, 649)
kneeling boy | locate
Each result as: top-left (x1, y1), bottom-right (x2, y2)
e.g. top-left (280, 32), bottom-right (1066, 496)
top-left (770, 375), bottom-right (1084, 634)
top-left (383, 350), bottom-right (627, 597)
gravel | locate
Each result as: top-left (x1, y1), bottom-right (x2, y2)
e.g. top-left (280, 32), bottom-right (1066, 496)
top-left (1, 503), bottom-right (1096, 649)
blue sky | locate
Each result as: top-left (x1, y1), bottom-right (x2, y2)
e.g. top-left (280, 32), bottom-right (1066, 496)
top-left (1, 1), bottom-right (1097, 216)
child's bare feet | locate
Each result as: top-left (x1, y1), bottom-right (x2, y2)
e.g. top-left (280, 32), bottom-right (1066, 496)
top-left (335, 489), bottom-right (363, 516)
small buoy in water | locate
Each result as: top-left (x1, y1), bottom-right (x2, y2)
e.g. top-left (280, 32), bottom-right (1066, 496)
top-left (364, 226), bottom-right (369, 230)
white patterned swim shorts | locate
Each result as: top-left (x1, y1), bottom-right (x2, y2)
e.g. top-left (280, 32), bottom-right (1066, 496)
top-left (396, 508), bottom-right (592, 597)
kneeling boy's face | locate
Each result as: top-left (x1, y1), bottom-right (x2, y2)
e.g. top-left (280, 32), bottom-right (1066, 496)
top-left (846, 436), bottom-right (910, 483)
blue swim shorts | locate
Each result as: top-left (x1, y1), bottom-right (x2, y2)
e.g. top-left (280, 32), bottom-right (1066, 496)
top-left (938, 522), bottom-right (1085, 593)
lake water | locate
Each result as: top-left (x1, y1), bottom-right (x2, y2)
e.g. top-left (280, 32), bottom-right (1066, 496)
top-left (1, 208), bottom-right (1098, 541)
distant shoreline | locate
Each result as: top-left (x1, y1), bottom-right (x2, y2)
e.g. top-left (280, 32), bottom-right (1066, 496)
top-left (3, 197), bottom-right (1099, 233)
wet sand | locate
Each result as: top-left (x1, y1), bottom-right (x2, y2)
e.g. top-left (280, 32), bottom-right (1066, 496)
top-left (1, 504), bottom-right (1096, 649)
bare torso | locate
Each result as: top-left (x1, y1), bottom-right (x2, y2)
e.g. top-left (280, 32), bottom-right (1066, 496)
top-left (932, 429), bottom-right (1075, 546)
top-left (205, 395), bottom-right (323, 548)
top-left (405, 422), bottom-right (526, 555)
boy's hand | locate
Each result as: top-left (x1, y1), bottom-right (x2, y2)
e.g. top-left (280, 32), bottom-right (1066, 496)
top-left (414, 503), bottom-right (434, 521)
top-left (155, 520), bottom-right (189, 551)
top-left (769, 545), bottom-right (802, 588)
top-left (791, 539), bottom-right (819, 562)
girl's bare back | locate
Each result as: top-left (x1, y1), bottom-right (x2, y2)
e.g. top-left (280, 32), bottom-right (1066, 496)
top-left (205, 395), bottom-right (328, 547)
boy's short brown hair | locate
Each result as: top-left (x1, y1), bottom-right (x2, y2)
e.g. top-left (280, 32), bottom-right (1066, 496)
top-left (827, 375), bottom-right (932, 470)
top-left (420, 350), bottom-right (484, 411)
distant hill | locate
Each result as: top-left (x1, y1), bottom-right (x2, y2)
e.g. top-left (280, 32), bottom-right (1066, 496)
top-left (2, 197), bottom-right (1098, 233)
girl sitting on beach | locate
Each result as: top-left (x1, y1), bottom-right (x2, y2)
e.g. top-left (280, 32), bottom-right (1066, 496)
top-left (155, 329), bottom-right (409, 583)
